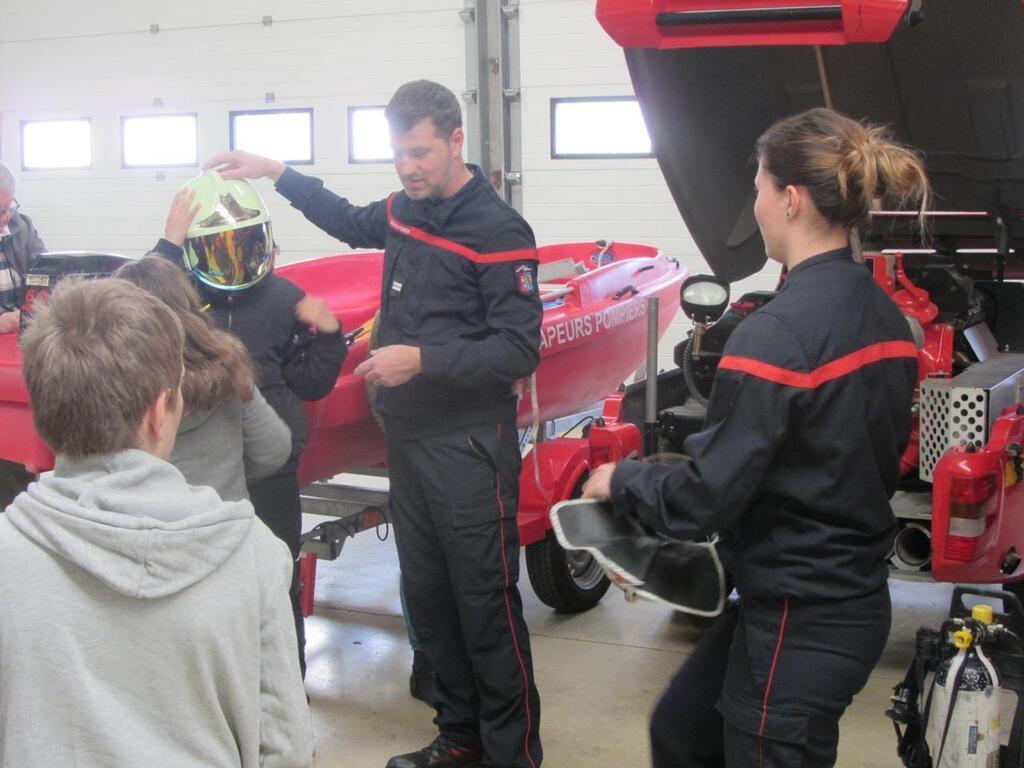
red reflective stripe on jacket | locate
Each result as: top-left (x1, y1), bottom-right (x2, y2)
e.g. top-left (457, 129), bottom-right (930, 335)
top-left (718, 340), bottom-right (917, 390)
top-left (386, 193), bottom-right (538, 264)
top-left (472, 248), bottom-right (538, 264)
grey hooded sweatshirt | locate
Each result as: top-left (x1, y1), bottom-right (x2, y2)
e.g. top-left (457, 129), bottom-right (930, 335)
top-left (171, 386), bottom-right (292, 502)
top-left (0, 450), bottom-right (313, 768)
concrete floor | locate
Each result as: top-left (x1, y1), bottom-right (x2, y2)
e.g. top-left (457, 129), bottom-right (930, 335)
top-left (302, 511), bottom-right (960, 768)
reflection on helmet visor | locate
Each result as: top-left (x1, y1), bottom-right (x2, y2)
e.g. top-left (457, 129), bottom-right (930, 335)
top-left (195, 193), bottom-right (262, 230)
top-left (185, 223), bottom-right (273, 289)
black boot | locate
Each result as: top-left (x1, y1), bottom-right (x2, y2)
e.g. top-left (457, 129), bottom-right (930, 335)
top-left (409, 649), bottom-right (436, 705)
top-left (385, 735), bottom-right (481, 768)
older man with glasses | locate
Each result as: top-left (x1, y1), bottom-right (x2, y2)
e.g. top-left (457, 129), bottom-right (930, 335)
top-left (0, 163), bottom-right (47, 334)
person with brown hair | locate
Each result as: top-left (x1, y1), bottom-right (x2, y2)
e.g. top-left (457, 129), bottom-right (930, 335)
top-left (115, 256), bottom-right (291, 502)
top-left (203, 79), bottom-right (543, 768)
top-left (0, 278), bottom-right (312, 767)
top-left (155, 181), bottom-right (347, 677)
top-left (583, 107), bottom-right (929, 768)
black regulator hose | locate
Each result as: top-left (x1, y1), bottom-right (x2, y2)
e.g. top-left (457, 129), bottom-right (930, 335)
top-left (1000, 627), bottom-right (1024, 652)
top-left (682, 336), bottom-right (708, 407)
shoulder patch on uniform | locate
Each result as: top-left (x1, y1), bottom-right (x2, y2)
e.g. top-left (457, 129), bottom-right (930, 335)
top-left (515, 264), bottom-right (535, 295)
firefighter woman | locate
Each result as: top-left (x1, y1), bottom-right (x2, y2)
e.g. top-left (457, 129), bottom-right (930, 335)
top-left (583, 107), bottom-right (930, 768)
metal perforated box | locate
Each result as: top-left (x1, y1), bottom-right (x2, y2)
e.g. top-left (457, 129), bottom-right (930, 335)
top-left (919, 354), bottom-right (1024, 481)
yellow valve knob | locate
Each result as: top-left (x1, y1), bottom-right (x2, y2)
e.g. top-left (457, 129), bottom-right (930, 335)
top-left (952, 629), bottom-right (973, 650)
top-left (971, 604), bottom-right (995, 625)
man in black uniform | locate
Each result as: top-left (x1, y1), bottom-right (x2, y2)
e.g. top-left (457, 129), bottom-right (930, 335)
top-left (205, 80), bottom-right (544, 768)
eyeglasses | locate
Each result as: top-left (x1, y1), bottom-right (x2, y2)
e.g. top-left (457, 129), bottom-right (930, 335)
top-left (0, 199), bottom-right (19, 216)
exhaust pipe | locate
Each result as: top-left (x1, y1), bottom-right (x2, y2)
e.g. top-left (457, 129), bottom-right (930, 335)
top-left (889, 522), bottom-right (932, 571)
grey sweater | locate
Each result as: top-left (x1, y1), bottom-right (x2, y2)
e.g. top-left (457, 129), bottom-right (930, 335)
top-left (0, 449), bottom-right (313, 767)
top-left (171, 385), bottom-right (292, 501)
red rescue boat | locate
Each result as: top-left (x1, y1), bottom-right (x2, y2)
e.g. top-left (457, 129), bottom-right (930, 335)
top-left (0, 240), bottom-right (683, 485)
top-left (276, 241), bottom-right (684, 486)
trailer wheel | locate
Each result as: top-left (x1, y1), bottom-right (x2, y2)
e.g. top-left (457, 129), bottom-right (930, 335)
top-left (526, 530), bottom-right (610, 613)
top-left (0, 460), bottom-right (34, 510)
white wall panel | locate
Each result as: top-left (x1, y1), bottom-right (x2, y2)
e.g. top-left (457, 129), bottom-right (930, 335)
top-left (0, 0), bottom-right (465, 265)
top-left (519, 0), bottom-right (779, 369)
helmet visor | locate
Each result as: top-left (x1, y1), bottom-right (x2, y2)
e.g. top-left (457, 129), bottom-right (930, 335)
top-left (184, 221), bottom-right (274, 290)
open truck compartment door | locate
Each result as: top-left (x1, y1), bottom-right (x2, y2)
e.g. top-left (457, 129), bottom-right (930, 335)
top-left (597, 0), bottom-right (1024, 282)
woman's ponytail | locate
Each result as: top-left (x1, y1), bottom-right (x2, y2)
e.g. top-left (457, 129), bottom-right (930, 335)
top-left (757, 107), bottom-right (929, 234)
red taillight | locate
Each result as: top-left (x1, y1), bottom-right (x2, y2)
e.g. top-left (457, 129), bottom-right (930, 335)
top-left (945, 536), bottom-right (979, 562)
top-left (950, 474), bottom-right (999, 504)
top-left (945, 474), bottom-right (1000, 562)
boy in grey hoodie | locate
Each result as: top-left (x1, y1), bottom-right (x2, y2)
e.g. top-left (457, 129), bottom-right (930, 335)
top-left (0, 278), bottom-right (313, 767)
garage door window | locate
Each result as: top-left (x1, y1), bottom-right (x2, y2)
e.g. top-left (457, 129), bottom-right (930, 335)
top-left (349, 106), bottom-right (392, 164)
top-left (21, 119), bottom-right (92, 170)
top-left (230, 109), bottom-right (313, 165)
top-left (551, 97), bottom-right (652, 159)
top-left (122, 114), bottom-right (198, 168)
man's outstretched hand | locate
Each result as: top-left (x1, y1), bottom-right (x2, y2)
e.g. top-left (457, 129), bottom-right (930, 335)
top-left (203, 150), bottom-right (286, 183)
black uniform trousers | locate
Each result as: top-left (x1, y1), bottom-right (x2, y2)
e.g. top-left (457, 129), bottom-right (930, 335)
top-left (387, 420), bottom-right (542, 768)
top-left (651, 585), bottom-right (891, 768)
top-left (249, 456), bottom-right (306, 677)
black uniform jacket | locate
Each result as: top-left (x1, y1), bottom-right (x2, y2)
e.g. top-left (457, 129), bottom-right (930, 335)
top-left (153, 239), bottom-right (347, 458)
top-left (1, 212), bottom-right (47, 306)
top-left (612, 248), bottom-right (918, 601)
top-left (275, 165), bottom-right (542, 437)
top-left (1, 211), bottom-right (46, 275)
